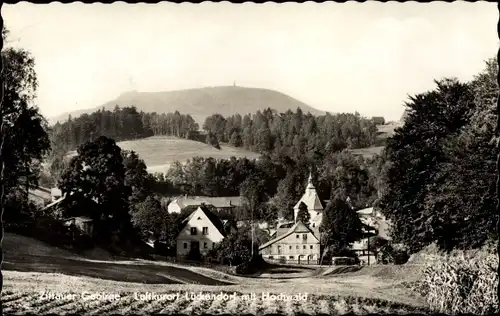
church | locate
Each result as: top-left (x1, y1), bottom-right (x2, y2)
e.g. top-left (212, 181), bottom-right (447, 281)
top-left (258, 173), bottom-right (324, 264)
top-left (293, 173), bottom-right (324, 228)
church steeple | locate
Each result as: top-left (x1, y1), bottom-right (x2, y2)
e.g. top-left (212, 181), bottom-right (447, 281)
top-left (306, 172), bottom-right (315, 191)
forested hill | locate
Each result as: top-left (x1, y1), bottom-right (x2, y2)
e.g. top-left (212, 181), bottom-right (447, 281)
top-left (48, 86), bottom-right (324, 126)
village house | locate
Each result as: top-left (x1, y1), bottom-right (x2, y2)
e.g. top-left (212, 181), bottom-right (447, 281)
top-left (351, 207), bottom-right (392, 264)
top-left (168, 195), bottom-right (241, 214)
top-left (175, 204), bottom-right (233, 259)
top-left (258, 221), bottom-right (321, 264)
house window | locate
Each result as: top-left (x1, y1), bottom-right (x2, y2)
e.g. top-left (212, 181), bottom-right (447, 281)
top-left (289, 245), bottom-right (292, 250)
top-left (312, 223), bottom-right (316, 227)
top-left (202, 227), bottom-right (208, 235)
top-left (204, 242), bottom-right (208, 249)
top-left (183, 242), bottom-right (188, 249)
top-left (289, 256), bottom-right (294, 259)
top-left (303, 234), bottom-right (307, 240)
top-left (190, 227), bottom-right (197, 235)
top-left (269, 256), bottom-right (274, 259)
top-left (303, 245), bottom-right (306, 249)
top-left (310, 245), bottom-right (313, 249)
top-left (296, 234), bottom-right (299, 238)
top-left (296, 245), bottom-right (299, 249)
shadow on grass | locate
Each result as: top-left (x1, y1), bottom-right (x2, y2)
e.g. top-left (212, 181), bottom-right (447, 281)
top-left (3, 254), bottom-right (233, 285)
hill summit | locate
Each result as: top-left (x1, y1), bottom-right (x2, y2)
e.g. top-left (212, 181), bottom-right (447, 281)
top-left (49, 86), bottom-right (325, 126)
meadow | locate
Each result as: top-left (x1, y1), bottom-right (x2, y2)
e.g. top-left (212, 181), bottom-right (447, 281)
top-left (67, 136), bottom-right (261, 174)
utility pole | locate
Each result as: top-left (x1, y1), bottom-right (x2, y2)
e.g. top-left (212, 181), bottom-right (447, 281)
top-left (251, 200), bottom-right (255, 258)
top-left (367, 234), bottom-right (370, 266)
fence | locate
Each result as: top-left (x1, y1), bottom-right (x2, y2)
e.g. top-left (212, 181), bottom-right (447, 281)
top-left (265, 258), bottom-right (322, 266)
top-left (151, 255), bottom-right (235, 274)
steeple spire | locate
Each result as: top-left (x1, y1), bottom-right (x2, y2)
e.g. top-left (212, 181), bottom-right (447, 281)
top-left (306, 171), bottom-right (315, 190)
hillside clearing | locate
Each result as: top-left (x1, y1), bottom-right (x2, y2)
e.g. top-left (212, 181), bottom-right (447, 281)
top-left (66, 136), bottom-right (260, 174)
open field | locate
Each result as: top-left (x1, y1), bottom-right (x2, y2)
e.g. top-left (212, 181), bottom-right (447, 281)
top-left (349, 146), bottom-right (385, 159)
top-left (349, 122), bottom-right (402, 159)
top-left (67, 136), bottom-right (261, 174)
top-left (2, 232), bottom-right (429, 315)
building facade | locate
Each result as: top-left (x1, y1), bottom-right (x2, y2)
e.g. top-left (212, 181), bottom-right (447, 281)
top-left (259, 221), bottom-right (321, 264)
top-left (175, 205), bottom-right (229, 259)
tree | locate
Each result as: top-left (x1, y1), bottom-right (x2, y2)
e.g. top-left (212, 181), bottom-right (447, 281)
top-left (319, 198), bottom-right (363, 264)
top-left (240, 172), bottom-right (269, 256)
top-left (382, 78), bottom-right (478, 253)
top-left (1, 28), bottom-right (51, 300)
top-left (123, 150), bottom-right (152, 206)
top-left (130, 195), bottom-right (166, 240)
top-left (296, 202), bottom-right (310, 226)
top-left (58, 136), bottom-right (131, 240)
top-left (210, 231), bottom-right (252, 266)
top-left (229, 131), bottom-right (243, 147)
top-left (205, 131), bottom-right (221, 149)
top-left (272, 171), bottom-right (303, 221)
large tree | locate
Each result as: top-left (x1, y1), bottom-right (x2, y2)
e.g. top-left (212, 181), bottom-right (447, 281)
top-left (130, 195), bottom-right (166, 240)
top-left (1, 28), bottom-right (51, 302)
top-left (319, 198), bottom-right (363, 264)
top-left (58, 136), bottom-right (131, 239)
top-left (381, 78), bottom-right (480, 253)
top-left (123, 149), bottom-right (152, 206)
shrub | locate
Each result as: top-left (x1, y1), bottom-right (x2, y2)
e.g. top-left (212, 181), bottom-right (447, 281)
top-left (412, 245), bottom-right (498, 315)
top-left (377, 243), bottom-right (409, 264)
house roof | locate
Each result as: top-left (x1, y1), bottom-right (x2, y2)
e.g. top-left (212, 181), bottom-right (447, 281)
top-left (63, 216), bottom-right (93, 222)
top-left (357, 207), bottom-right (374, 216)
top-left (51, 188), bottom-right (62, 196)
top-left (180, 205), bottom-right (228, 238)
top-left (173, 196), bottom-right (241, 209)
top-left (42, 195), bottom-right (66, 211)
top-left (28, 188), bottom-right (52, 202)
top-left (259, 221), bottom-right (320, 250)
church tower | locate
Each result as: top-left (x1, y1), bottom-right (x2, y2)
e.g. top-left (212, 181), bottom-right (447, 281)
top-left (293, 172), bottom-right (324, 228)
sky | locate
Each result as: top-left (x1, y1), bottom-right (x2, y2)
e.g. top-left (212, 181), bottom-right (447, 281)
top-left (2, 2), bottom-right (498, 121)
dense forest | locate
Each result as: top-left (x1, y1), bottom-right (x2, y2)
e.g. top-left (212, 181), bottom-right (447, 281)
top-left (201, 109), bottom-right (381, 159)
top-left (50, 104), bottom-right (383, 163)
top-left (50, 106), bottom-right (200, 151)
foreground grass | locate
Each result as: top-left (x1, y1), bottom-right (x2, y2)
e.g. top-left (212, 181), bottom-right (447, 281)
top-left (3, 270), bottom-right (429, 315)
top-left (3, 272), bottom-right (428, 315)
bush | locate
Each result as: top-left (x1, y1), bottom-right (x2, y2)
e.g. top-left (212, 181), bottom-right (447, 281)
top-left (377, 243), bottom-right (409, 264)
top-left (412, 246), bottom-right (498, 315)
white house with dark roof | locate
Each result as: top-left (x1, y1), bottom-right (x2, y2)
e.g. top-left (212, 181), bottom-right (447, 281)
top-left (258, 221), bottom-right (321, 264)
top-left (175, 204), bottom-right (230, 259)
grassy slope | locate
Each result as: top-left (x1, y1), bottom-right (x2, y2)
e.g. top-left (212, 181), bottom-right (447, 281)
top-left (49, 86), bottom-right (325, 127)
top-left (67, 136), bottom-right (261, 174)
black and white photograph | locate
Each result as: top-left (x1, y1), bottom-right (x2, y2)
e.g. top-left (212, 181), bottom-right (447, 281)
top-left (0, 1), bottom-right (498, 315)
